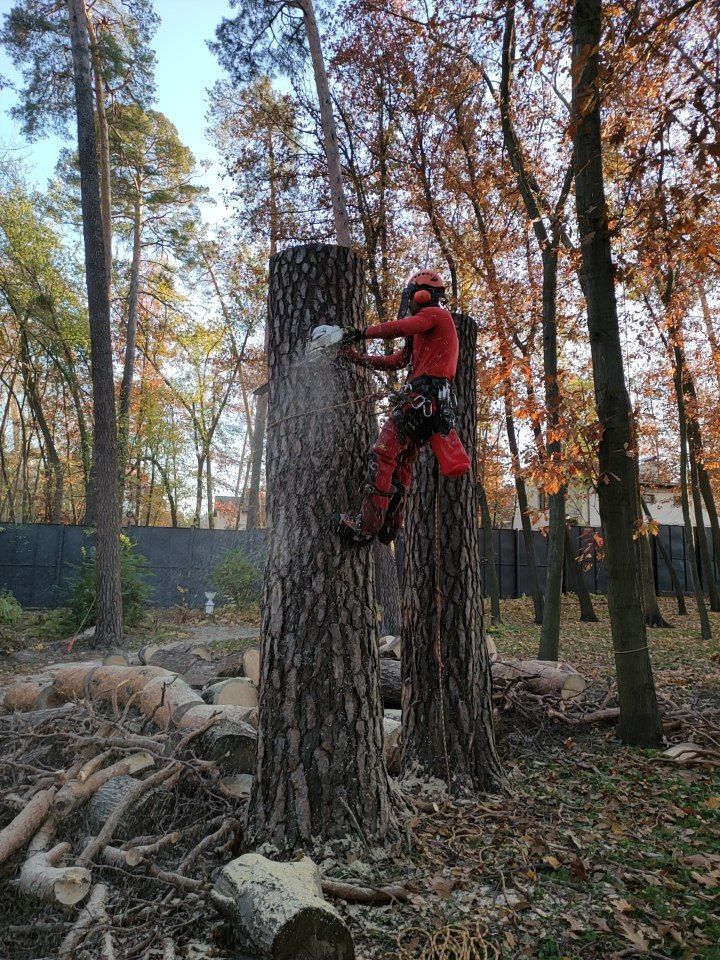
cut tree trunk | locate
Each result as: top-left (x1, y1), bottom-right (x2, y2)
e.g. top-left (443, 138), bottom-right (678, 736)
top-left (0, 788), bottom-right (56, 867)
top-left (247, 244), bottom-right (392, 851)
top-left (213, 854), bottom-right (354, 959)
top-left (571, 0), bottom-right (663, 746)
top-left (401, 313), bottom-right (502, 790)
top-left (67, 0), bottom-right (123, 648)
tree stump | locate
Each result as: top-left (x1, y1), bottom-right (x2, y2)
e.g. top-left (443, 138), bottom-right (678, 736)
top-left (401, 314), bottom-right (503, 790)
top-left (248, 244), bottom-right (392, 851)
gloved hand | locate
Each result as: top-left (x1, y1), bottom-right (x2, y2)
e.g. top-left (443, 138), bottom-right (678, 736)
top-left (342, 328), bottom-right (367, 346)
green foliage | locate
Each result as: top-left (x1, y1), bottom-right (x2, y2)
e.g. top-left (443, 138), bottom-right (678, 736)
top-left (0, 587), bottom-right (22, 625)
top-left (211, 548), bottom-right (262, 611)
top-left (45, 535), bottom-right (150, 637)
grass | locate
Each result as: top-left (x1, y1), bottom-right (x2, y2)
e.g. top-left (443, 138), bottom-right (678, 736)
top-left (349, 596), bottom-right (720, 960)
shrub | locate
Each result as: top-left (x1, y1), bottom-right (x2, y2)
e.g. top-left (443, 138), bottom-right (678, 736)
top-left (45, 535), bottom-right (151, 637)
top-left (211, 548), bottom-right (262, 611)
top-left (0, 587), bottom-right (22, 625)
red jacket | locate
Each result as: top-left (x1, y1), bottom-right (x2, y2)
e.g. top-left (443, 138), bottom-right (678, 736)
top-left (353, 306), bottom-right (458, 381)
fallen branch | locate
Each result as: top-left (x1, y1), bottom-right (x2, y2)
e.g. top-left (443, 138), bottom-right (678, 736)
top-left (0, 787), bottom-right (56, 867)
top-left (321, 877), bottom-right (410, 904)
top-left (57, 882), bottom-right (109, 960)
top-left (19, 821), bottom-right (91, 906)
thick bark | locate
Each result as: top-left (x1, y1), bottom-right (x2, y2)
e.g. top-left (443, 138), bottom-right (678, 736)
top-left (247, 244), bottom-right (392, 851)
top-left (246, 388), bottom-right (267, 530)
top-left (641, 498), bottom-right (687, 615)
top-left (373, 540), bottom-right (402, 636)
top-left (477, 478), bottom-right (501, 624)
top-left (299, 0), bottom-right (352, 246)
top-left (401, 314), bottom-right (502, 791)
top-left (571, 0), bottom-right (662, 745)
top-left (118, 193), bottom-right (142, 513)
top-left (67, 0), bottom-right (123, 647)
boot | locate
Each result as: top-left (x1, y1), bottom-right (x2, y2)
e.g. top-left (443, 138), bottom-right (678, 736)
top-left (377, 481), bottom-right (406, 544)
top-left (338, 485), bottom-right (392, 546)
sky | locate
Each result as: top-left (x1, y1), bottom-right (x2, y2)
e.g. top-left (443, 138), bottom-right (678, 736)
top-left (0, 0), bottom-right (235, 219)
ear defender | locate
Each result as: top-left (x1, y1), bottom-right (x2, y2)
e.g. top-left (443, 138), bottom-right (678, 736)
top-left (413, 288), bottom-right (432, 306)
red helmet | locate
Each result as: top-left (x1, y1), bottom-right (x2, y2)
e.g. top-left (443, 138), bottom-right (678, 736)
top-left (409, 269), bottom-right (445, 291)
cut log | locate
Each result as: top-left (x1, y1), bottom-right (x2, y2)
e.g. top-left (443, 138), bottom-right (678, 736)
top-left (202, 678), bottom-right (258, 707)
top-left (0, 680), bottom-right (57, 713)
top-left (486, 635), bottom-right (498, 661)
top-left (379, 658), bottom-right (403, 709)
top-left (20, 826), bottom-right (91, 905)
top-left (200, 717), bottom-right (257, 774)
top-left (383, 717), bottom-right (401, 774)
top-left (242, 647), bottom-right (260, 685)
top-left (220, 773), bottom-right (254, 800)
top-left (102, 649), bottom-right (129, 666)
top-left (212, 854), bottom-right (354, 960)
top-left (379, 656), bottom-right (586, 704)
top-left (378, 635), bottom-right (401, 660)
top-left (54, 753), bottom-right (154, 817)
top-left (85, 776), bottom-right (140, 836)
top-left (0, 788), bottom-right (56, 867)
top-left (492, 659), bottom-right (586, 700)
top-left (58, 883), bottom-right (109, 960)
top-left (137, 643), bottom-right (159, 665)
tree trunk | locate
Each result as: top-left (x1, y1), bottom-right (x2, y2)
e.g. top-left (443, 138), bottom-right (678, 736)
top-left (675, 364), bottom-right (712, 639)
top-left (299, 0), bottom-right (352, 246)
top-left (564, 526), bottom-right (598, 622)
top-left (505, 394), bottom-right (544, 624)
top-left (118, 193), bottom-right (142, 514)
top-left (690, 446), bottom-right (720, 610)
top-left (246, 387), bottom-right (267, 531)
top-left (538, 250), bottom-right (566, 659)
top-left (401, 314), bottom-right (502, 791)
top-left (85, 10), bottom-right (112, 293)
top-left (477, 478), bottom-right (501, 624)
top-left (67, 0), bottom-right (123, 648)
top-left (571, 0), bottom-right (663, 746)
top-left (206, 449), bottom-right (214, 530)
top-left (373, 539), bottom-right (401, 636)
top-left (641, 498), bottom-right (687, 615)
top-left (247, 244), bottom-right (392, 851)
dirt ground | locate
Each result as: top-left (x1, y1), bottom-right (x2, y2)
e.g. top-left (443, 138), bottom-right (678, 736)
top-left (0, 595), bottom-right (718, 959)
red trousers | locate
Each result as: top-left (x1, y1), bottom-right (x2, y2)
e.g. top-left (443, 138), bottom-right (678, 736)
top-left (360, 408), bottom-right (429, 537)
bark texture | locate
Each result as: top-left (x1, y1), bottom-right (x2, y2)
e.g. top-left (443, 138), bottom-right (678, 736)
top-left (373, 540), bottom-right (402, 636)
top-left (248, 244), bottom-right (392, 851)
top-left (401, 314), bottom-right (502, 790)
top-left (67, 0), bottom-right (123, 647)
top-left (571, 0), bottom-right (663, 745)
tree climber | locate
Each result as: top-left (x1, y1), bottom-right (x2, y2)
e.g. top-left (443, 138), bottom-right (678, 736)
top-left (338, 269), bottom-right (471, 545)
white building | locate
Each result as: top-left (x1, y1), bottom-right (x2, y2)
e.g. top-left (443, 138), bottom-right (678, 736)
top-left (512, 459), bottom-right (707, 530)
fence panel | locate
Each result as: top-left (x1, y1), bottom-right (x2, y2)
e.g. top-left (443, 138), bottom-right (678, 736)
top-left (0, 521), bottom-right (712, 608)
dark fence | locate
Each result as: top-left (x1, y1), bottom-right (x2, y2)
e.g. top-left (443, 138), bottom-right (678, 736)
top-left (0, 521), bottom-right (714, 609)
top-left (0, 524), bottom-right (266, 609)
